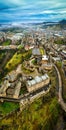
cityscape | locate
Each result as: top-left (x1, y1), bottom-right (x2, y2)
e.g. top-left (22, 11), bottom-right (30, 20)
top-left (0, 0), bottom-right (66, 130)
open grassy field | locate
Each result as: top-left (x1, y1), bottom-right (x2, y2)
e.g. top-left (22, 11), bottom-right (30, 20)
top-left (0, 102), bottom-right (19, 116)
top-left (5, 50), bottom-right (32, 71)
top-left (2, 40), bottom-right (11, 46)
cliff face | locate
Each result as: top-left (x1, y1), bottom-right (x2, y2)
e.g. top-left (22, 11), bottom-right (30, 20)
top-left (0, 96), bottom-right (62, 130)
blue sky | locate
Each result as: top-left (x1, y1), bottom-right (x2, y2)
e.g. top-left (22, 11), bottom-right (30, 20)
top-left (0, 0), bottom-right (66, 23)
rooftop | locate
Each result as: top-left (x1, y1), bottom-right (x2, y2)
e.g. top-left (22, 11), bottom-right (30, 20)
top-left (27, 74), bottom-right (49, 87)
top-left (42, 55), bottom-right (48, 61)
top-left (32, 47), bottom-right (40, 55)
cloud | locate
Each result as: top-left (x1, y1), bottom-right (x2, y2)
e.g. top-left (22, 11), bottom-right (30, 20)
top-left (0, 0), bottom-right (66, 23)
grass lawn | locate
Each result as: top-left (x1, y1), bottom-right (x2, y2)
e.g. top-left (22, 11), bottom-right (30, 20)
top-left (31, 59), bottom-right (37, 65)
top-left (5, 52), bottom-right (22, 71)
top-left (55, 39), bottom-right (66, 45)
top-left (40, 47), bottom-right (45, 55)
top-left (56, 61), bottom-right (62, 67)
top-left (0, 102), bottom-right (19, 116)
top-left (5, 50), bottom-right (32, 71)
top-left (0, 52), bottom-right (5, 61)
top-left (19, 87), bottom-right (27, 95)
top-left (2, 40), bottom-right (11, 46)
top-left (17, 45), bottom-right (24, 49)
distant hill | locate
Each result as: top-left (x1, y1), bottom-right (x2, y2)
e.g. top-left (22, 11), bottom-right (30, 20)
top-left (59, 19), bottom-right (66, 24)
top-left (0, 19), bottom-right (66, 31)
top-left (40, 19), bottom-right (66, 30)
top-left (57, 19), bottom-right (66, 29)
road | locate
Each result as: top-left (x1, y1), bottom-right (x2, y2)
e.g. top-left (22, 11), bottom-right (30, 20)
top-left (53, 64), bottom-right (66, 112)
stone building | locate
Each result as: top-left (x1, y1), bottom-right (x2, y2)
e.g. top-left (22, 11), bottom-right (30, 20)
top-left (26, 74), bottom-right (50, 93)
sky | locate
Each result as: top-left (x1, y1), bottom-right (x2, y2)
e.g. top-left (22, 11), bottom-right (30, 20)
top-left (0, 0), bottom-right (66, 24)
